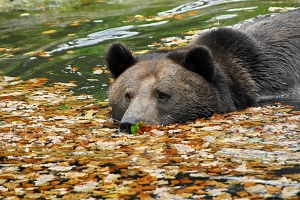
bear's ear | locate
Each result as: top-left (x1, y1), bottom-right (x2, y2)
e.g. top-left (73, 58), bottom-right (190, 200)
top-left (185, 47), bottom-right (215, 79)
top-left (168, 46), bottom-right (215, 80)
top-left (106, 42), bottom-right (135, 78)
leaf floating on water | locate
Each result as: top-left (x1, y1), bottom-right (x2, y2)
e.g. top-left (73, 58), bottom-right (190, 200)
top-left (27, 77), bottom-right (48, 84)
top-left (109, 78), bottom-right (114, 84)
top-left (6, 48), bottom-right (20, 52)
top-left (54, 82), bottom-right (77, 87)
top-left (282, 186), bottom-right (300, 198)
top-left (71, 67), bottom-right (78, 71)
top-left (203, 135), bottom-right (216, 143)
top-left (87, 79), bottom-right (99, 82)
top-left (0, 75), bottom-right (300, 199)
top-left (70, 21), bottom-right (81, 26)
top-left (93, 67), bottom-right (103, 74)
top-left (38, 51), bottom-right (52, 57)
top-left (34, 174), bottom-right (55, 186)
top-left (20, 13), bottom-right (30, 17)
top-left (134, 15), bottom-right (146, 21)
top-left (74, 180), bottom-right (98, 192)
top-left (59, 104), bottom-right (70, 110)
top-left (42, 30), bottom-right (57, 34)
top-left (4, 76), bottom-right (20, 82)
top-left (84, 110), bottom-right (96, 120)
top-left (248, 137), bottom-right (261, 144)
top-left (134, 50), bottom-right (150, 54)
top-left (268, 6), bottom-right (297, 12)
top-left (276, 108), bottom-right (293, 112)
top-left (98, 101), bottom-right (109, 107)
top-left (76, 94), bottom-right (93, 100)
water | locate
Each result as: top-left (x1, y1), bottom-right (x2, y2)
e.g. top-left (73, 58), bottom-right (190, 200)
top-left (0, 0), bottom-right (299, 104)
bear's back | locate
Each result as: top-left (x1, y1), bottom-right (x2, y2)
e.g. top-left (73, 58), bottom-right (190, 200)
top-left (242, 9), bottom-right (300, 95)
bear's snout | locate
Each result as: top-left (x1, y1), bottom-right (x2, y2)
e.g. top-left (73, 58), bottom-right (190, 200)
top-left (117, 95), bottom-right (161, 133)
top-left (119, 121), bottom-right (135, 134)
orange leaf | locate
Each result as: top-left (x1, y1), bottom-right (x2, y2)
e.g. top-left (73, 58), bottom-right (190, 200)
top-left (93, 67), bottom-right (102, 71)
top-left (109, 78), bottom-right (114, 84)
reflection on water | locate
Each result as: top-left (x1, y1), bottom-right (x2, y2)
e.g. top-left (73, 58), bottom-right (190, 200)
top-left (50, 21), bottom-right (168, 53)
top-left (206, 14), bottom-right (238, 22)
top-left (259, 95), bottom-right (300, 111)
top-left (51, 26), bottom-right (139, 53)
top-left (158, 0), bottom-right (244, 16)
top-left (0, 0), bottom-right (299, 109)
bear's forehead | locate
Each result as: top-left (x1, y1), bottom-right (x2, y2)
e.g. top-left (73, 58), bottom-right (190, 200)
top-left (129, 59), bottom-right (181, 78)
top-left (112, 59), bottom-right (183, 92)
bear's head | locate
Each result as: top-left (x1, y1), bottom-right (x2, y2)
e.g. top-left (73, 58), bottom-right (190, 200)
top-left (106, 42), bottom-right (234, 133)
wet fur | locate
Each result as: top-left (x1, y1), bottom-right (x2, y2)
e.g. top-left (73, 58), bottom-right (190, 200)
top-left (106, 9), bottom-right (300, 130)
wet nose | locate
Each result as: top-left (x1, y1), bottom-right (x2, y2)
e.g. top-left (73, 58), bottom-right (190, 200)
top-left (119, 122), bottom-right (134, 134)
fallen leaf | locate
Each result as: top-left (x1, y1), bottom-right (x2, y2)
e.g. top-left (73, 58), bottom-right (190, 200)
top-left (42, 30), bottom-right (57, 34)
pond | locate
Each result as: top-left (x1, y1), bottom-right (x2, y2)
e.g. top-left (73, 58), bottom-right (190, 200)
top-left (0, 1), bottom-right (300, 199)
top-left (0, 0), bottom-right (299, 104)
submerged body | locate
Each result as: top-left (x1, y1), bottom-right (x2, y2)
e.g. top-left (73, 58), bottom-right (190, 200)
top-left (106, 9), bottom-right (300, 133)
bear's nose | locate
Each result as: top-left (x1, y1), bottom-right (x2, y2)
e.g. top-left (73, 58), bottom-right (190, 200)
top-left (119, 122), bottom-right (134, 134)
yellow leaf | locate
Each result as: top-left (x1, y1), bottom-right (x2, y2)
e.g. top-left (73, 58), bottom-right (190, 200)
top-left (84, 110), bottom-right (96, 120)
top-left (103, 194), bottom-right (119, 198)
top-left (6, 48), bottom-right (18, 52)
top-left (174, 14), bottom-right (186, 20)
top-left (70, 21), bottom-right (81, 26)
top-left (98, 102), bottom-right (109, 107)
top-left (184, 30), bottom-right (197, 35)
top-left (54, 82), bottom-right (77, 87)
top-left (42, 30), bottom-right (57, 34)
top-left (87, 79), bottom-right (99, 82)
top-left (135, 15), bottom-right (145, 21)
top-left (277, 108), bottom-right (293, 112)
top-left (24, 50), bottom-right (40, 56)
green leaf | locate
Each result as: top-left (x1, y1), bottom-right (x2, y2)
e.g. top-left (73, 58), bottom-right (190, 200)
top-left (59, 104), bottom-right (70, 110)
top-left (130, 122), bottom-right (140, 134)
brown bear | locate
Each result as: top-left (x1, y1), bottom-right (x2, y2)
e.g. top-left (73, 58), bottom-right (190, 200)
top-left (106, 9), bottom-right (300, 133)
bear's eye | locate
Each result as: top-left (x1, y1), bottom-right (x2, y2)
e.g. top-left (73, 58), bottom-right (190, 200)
top-left (125, 93), bottom-right (131, 101)
top-left (157, 92), bottom-right (170, 101)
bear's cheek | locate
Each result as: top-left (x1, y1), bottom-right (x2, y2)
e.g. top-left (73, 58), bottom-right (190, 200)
top-left (108, 86), bottom-right (130, 121)
top-left (109, 100), bottom-right (128, 121)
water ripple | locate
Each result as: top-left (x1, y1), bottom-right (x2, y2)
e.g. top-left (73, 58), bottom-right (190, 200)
top-left (50, 20), bottom-right (168, 53)
top-left (158, 0), bottom-right (243, 16)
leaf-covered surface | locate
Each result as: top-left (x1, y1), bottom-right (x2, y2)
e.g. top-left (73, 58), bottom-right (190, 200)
top-left (0, 76), bottom-right (299, 199)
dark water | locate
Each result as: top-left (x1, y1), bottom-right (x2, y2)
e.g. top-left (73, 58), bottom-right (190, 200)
top-left (0, 0), bottom-right (299, 105)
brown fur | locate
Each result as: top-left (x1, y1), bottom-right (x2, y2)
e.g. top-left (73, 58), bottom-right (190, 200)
top-left (106, 9), bottom-right (300, 133)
